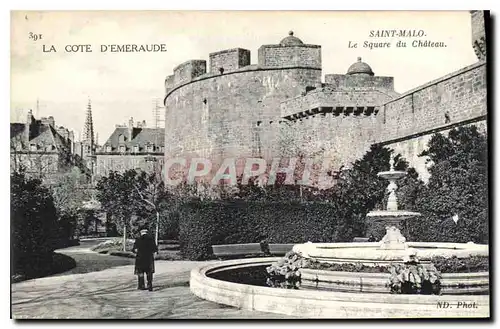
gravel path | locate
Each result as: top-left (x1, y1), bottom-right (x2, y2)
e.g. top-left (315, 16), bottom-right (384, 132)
top-left (12, 240), bottom-right (291, 319)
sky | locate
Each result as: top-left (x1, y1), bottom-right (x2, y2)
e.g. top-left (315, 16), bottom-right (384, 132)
top-left (10, 11), bottom-right (478, 143)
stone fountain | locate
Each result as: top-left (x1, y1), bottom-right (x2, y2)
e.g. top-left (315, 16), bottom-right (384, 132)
top-left (291, 156), bottom-right (488, 265)
top-left (366, 155), bottom-right (421, 251)
top-left (189, 155), bottom-right (489, 318)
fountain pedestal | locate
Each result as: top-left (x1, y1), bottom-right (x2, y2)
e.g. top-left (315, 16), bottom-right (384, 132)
top-left (380, 226), bottom-right (406, 250)
top-left (365, 156), bottom-right (421, 250)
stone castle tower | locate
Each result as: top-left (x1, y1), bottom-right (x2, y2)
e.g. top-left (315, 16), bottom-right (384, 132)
top-left (163, 12), bottom-right (487, 182)
top-left (470, 10), bottom-right (487, 61)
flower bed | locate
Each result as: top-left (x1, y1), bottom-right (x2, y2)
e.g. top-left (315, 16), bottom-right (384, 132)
top-left (94, 239), bottom-right (183, 260)
top-left (266, 252), bottom-right (488, 295)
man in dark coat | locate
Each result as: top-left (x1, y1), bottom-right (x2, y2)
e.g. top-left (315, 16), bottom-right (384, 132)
top-left (132, 228), bottom-right (158, 291)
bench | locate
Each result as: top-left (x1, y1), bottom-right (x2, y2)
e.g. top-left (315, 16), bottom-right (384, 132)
top-left (268, 244), bottom-right (295, 255)
top-left (211, 243), bottom-right (295, 259)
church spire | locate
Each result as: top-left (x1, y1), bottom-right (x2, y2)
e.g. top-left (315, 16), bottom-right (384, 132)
top-left (83, 98), bottom-right (94, 146)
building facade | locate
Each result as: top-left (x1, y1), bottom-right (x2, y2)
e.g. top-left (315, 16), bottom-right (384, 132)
top-left (10, 110), bottom-right (79, 179)
top-left (95, 118), bottom-right (165, 179)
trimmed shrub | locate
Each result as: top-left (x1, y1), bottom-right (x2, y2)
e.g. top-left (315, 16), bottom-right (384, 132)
top-left (179, 200), bottom-right (342, 260)
top-left (11, 252), bottom-right (76, 282)
top-left (178, 145), bottom-right (408, 260)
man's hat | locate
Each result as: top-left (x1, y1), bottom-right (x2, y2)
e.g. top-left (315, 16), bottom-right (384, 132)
top-left (140, 228), bottom-right (148, 235)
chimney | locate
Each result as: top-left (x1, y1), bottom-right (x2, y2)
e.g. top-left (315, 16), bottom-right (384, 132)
top-left (69, 131), bottom-right (75, 153)
top-left (128, 117), bottom-right (134, 140)
top-left (48, 116), bottom-right (55, 127)
top-left (25, 109), bottom-right (34, 141)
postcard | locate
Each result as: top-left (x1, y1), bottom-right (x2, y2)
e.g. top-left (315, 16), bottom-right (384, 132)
top-left (10, 10), bottom-right (489, 319)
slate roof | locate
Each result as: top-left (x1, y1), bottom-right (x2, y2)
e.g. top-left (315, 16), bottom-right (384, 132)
top-left (100, 127), bottom-right (165, 153)
top-left (10, 121), bottom-right (70, 151)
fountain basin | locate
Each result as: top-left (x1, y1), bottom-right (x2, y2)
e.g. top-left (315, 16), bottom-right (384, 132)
top-left (300, 268), bottom-right (489, 295)
top-left (190, 257), bottom-right (490, 318)
top-left (293, 242), bottom-right (488, 265)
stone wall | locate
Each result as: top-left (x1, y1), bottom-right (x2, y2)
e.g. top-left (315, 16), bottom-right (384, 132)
top-left (325, 74), bottom-right (395, 91)
top-left (377, 61), bottom-right (487, 143)
top-left (11, 152), bottom-right (61, 175)
top-left (258, 112), bottom-right (380, 175)
top-left (381, 121), bottom-right (487, 182)
top-left (164, 60), bottom-right (486, 181)
top-left (164, 67), bottom-right (321, 164)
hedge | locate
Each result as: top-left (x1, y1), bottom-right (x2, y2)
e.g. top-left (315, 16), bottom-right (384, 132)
top-left (179, 200), bottom-right (343, 260)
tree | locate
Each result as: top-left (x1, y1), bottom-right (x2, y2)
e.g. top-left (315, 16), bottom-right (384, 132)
top-left (50, 167), bottom-right (93, 239)
top-left (97, 170), bottom-right (141, 251)
top-left (133, 170), bottom-right (169, 245)
top-left (404, 126), bottom-right (488, 243)
top-left (331, 144), bottom-right (420, 241)
top-left (11, 170), bottom-right (59, 275)
top-left (96, 169), bottom-right (168, 250)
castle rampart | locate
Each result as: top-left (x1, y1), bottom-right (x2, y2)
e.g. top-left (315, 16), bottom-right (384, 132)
top-left (377, 61), bottom-right (486, 143)
top-left (163, 14), bottom-right (488, 183)
top-left (165, 67), bottom-right (321, 161)
top-left (280, 88), bottom-right (393, 119)
top-left (164, 32), bottom-right (323, 163)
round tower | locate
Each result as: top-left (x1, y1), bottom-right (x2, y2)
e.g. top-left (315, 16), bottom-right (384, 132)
top-left (164, 31), bottom-right (322, 171)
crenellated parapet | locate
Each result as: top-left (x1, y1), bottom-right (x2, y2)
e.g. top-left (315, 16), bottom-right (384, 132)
top-left (257, 32), bottom-right (321, 69)
top-left (209, 48), bottom-right (251, 74)
top-left (173, 59), bottom-right (207, 86)
top-left (280, 87), bottom-right (392, 120)
top-left (325, 74), bottom-right (395, 91)
top-left (164, 31), bottom-right (322, 96)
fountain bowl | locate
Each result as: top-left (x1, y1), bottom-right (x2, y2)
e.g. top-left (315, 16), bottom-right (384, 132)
top-left (366, 210), bottom-right (421, 226)
top-left (377, 170), bottom-right (406, 180)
